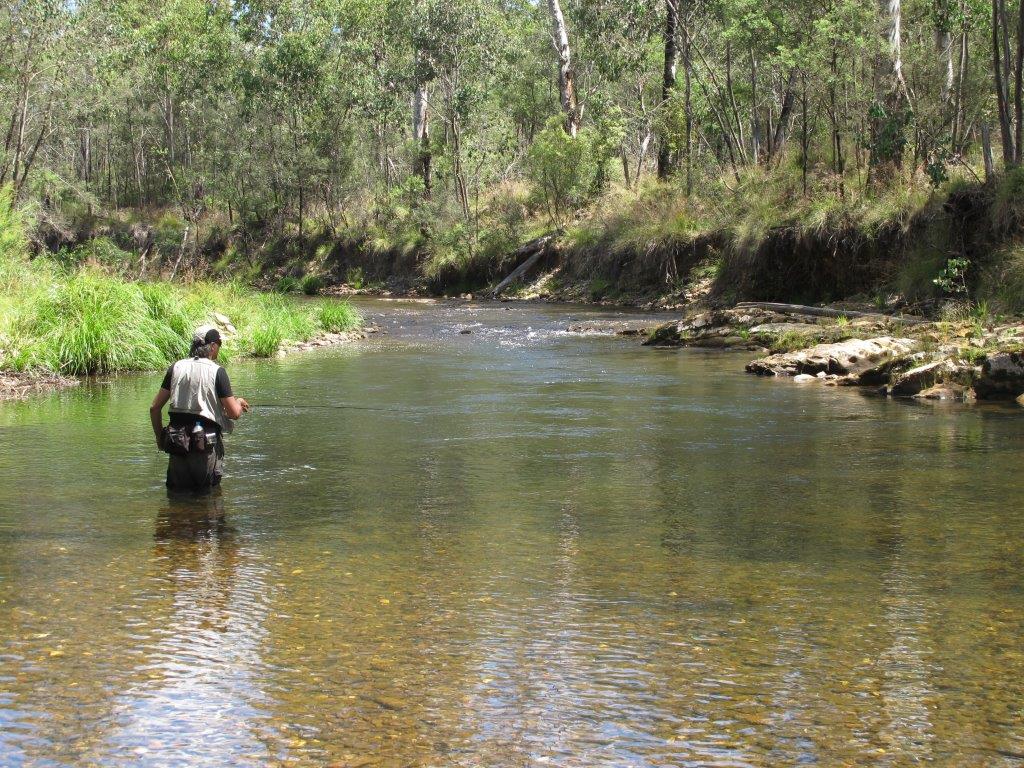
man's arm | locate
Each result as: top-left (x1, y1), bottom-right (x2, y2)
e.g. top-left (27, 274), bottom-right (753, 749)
top-left (220, 395), bottom-right (249, 420)
top-left (216, 366), bottom-right (248, 420)
top-left (150, 388), bottom-right (170, 448)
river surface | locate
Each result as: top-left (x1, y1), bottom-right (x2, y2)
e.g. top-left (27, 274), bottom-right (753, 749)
top-left (1, 298), bottom-right (1024, 767)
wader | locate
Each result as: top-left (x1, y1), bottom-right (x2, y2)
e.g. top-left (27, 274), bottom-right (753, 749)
top-left (166, 429), bottom-right (224, 494)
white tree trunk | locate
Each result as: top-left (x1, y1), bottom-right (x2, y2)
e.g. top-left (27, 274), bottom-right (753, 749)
top-left (411, 76), bottom-right (430, 196)
top-left (881, 0), bottom-right (908, 97)
top-left (936, 29), bottom-right (954, 103)
top-left (547, 0), bottom-right (580, 136)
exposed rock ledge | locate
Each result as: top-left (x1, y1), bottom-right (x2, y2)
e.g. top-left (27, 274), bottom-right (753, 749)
top-left (645, 304), bottom-right (1024, 403)
top-left (746, 337), bottom-right (920, 382)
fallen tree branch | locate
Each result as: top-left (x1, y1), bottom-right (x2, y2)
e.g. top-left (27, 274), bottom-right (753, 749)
top-left (734, 301), bottom-right (930, 325)
top-left (491, 233), bottom-right (558, 297)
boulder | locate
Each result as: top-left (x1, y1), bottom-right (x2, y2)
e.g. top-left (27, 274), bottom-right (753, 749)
top-left (793, 373), bottom-right (817, 383)
top-left (643, 308), bottom-right (797, 347)
top-left (888, 360), bottom-right (967, 397)
top-left (644, 321), bottom-right (685, 346)
top-left (974, 350), bottom-right (1024, 399)
top-left (746, 337), bottom-right (919, 379)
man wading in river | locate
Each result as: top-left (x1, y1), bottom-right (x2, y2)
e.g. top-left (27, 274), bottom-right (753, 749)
top-left (150, 326), bottom-right (249, 494)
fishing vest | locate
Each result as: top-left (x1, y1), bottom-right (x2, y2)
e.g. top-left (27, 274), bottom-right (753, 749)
top-left (167, 357), bottom-right (233, 433)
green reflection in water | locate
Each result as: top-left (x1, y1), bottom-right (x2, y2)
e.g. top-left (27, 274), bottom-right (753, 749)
top-left (1, 299), bottom-right (1024, 766)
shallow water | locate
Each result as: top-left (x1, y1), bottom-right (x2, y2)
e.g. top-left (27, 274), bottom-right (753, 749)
top-left (2, 298), bottom-right (1024, 767)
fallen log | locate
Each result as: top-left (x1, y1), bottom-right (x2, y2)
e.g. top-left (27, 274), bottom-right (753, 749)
top-left (734, 301), bottom-right (929, 325)
top-left (491, 233), bottom-right (557, 297)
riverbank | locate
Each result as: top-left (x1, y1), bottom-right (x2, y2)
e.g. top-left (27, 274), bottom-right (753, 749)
top-left (640, 303), bottom-right (1024, 403)
top-left (169, 168), bottom-right (1024, 322)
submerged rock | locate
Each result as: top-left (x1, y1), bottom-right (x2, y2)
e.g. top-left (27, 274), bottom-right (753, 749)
top-left (746, 337), bottom-right (919, 378)
top-left (915, 383), bottom-right (975, 401)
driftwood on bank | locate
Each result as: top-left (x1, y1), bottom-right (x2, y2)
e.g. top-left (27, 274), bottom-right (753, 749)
top-left (491, 233), bottom-right (557, 297)
top-left (734, 301), bottom-right (929, 325)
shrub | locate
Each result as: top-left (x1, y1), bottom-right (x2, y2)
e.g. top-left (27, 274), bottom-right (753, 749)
top-left (245, 323), bottom-right (283, 357)
top-left (301, 273), bottom-right (325, 295)
top-left (992, 166), bottom-right (1024, 235)
top-left (275, 275), bottom-right (301, 293)
top-left (14, 271), bottom-right (171, 374)
top-left (345, 266), bottom-right (365, 289)
top-left (0, 185), bottom-right (29, 264)
top-left (57, 236), bottom-right (135, 274)
top-left (527, 116), bottom-right (599, 226)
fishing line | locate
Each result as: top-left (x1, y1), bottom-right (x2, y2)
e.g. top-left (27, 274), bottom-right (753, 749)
top-left (253, 403), bottom-right (417, 414)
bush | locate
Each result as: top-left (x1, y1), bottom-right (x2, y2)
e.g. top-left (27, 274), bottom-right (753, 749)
top-left (301, 273), bottom-right (325, 295)
top-left (527, 116), bottom-right (599, 226)
top-left (57, 236), bottom-right (135, 274)
top-left (345, 266), bottom-right (365, 289)
top-left (0, 258), bottom-right (361, 374)
top-left (245, 323), bottom-right (283, 357)
top-left (275, 275), bottom-right (301, 293)
top-left (14, 271), bottom-right (172, 374)
top-left (0, 185), bottom-right (29, 264)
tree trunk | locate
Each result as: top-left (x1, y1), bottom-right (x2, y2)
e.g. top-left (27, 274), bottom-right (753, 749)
top-left (952, 30), bottom-right (968, 150)
top-left (770, 70), bottom-right (798, 157)
top-left (938, 30), bottom-right (954, 104)
top-left (725, 41), bottom-right (746, 162)
top-left (1015, 0), bottom-right (1024, 163)
top-left (657, 0), bottom-right (679, 179)
top-left (412, 81), bottom-right (431, 197)
top-left (935, 0), bottom-right (955, 105)
top-left (750, 48), bottom-right (761, 162)
top-left (683, 6), bottom-right (693, 195)
top-left (872, 0), bottom-right (910, 173)
top-left (994, 0), bottom-right (1016, 163)
top-left (547, 0), bottom-right (580, 136)
top-left (983, 123), bottom-right (996, 179)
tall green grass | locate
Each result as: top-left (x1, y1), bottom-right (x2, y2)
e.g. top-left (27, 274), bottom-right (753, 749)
top-left (3, 266), bottom-right (362, 373)
top-left (0, 190), bottom-right (361, 374)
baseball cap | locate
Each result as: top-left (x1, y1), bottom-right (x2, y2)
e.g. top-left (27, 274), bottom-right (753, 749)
top-left (191, 325), bottom-right (222, 351)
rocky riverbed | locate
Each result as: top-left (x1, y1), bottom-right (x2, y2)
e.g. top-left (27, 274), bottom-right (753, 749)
top-left (643, 305), bottom-right (1024, 404)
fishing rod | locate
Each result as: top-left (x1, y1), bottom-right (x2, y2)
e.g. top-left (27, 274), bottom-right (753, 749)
top-left (253, 403), bottom-right (418, 414)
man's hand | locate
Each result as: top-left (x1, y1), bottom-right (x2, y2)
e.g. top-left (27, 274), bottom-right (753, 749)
top-left (220, 395), bottom-right (249, 420)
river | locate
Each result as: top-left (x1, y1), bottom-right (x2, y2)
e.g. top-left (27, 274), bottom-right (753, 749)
top-left (2, 298), bottom-right (1023, 767)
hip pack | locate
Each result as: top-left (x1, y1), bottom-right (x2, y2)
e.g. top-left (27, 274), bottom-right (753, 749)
top-left (160, 425), bottom-right (216, 455)
top-left (160, 425), bottom-right (193, 456)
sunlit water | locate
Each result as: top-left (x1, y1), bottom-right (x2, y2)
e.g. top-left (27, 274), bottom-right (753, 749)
top-left (2, 299), bottom-right (1024, 767)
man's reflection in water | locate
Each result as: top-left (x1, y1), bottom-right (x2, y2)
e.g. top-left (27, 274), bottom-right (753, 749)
top-left (155, 489), bottom-right (231, 544)
top-left (107, 493), bottom-right (274, 763)
top-left (153, 490), bottom-right (242, 636)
